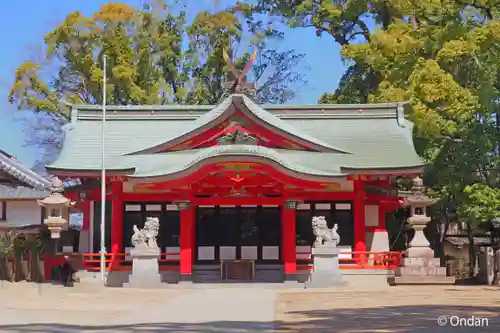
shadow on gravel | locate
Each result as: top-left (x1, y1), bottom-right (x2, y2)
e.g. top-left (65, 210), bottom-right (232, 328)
top-left (0, 305), bottom-right (498, 332)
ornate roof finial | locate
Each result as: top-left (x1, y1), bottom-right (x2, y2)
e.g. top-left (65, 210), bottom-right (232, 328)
top-left (221, 48), bottom-right (257, 99)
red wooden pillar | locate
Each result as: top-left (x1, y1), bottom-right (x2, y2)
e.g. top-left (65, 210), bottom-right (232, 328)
top-left (353, 179), bottom-right (366, 252)
top-left (179, 202), bottom-right (195, 281)
top-left (378, 204), bottom-right (386, 229)
top-left (281, 201), bottom-right (297, 281)
top-left (81, 199), bottom-right (91, 231)
top-left (110, 182), bottom-right (123, 270)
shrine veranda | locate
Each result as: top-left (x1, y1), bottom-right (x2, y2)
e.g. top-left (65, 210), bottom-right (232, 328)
top-left (46, 94), bottom-right (425, 284)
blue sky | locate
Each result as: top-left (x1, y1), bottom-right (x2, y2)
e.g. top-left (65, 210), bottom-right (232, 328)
top-left (0, 0), bottom-right (344, 168)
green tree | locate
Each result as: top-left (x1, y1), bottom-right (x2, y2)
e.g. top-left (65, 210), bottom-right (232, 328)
top-left (251, 0), bottom-right (500, 268)
top-left (8, 1), bottom-right (306, 171)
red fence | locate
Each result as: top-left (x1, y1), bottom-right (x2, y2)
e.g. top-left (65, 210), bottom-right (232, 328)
top-left (296, 251), bottom-right (404, 271)
top-left (82, 252), bottom-right (180, 272)
top-left (76, 250), bottom-right (403, 273)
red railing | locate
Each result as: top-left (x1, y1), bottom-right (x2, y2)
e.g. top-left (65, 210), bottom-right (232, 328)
top-left (79, 251), bottom-right (403, 272)
top-left (82, 252), bottom-right (180, 272)
top-left (296, 251), bottom-right (404, 271)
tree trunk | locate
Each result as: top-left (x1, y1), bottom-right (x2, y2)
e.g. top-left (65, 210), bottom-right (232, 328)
top-left (0, 253), bottom-right (12, 281)
top-left (28, 251), bottom-right (43, 283)
top-left (466, 221), bottom-right (476, 277)
top-left (495, 249), bottom-right (500, 286)
top-left (436, 202), bottom-right (451, 265)
top-left (13, 254), bottom-right (27, 282)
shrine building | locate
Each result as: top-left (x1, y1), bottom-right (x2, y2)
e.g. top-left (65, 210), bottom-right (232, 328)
top-left (46, 93), bottom-right (424, 284)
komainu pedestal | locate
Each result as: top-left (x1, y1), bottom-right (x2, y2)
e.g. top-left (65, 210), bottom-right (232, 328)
top-left (306, 246), bottom-right (346, 288)
top-left (123, 217), bottom-right (164, 288)
top-left (123, 248), bottom-right (163, 288)
top-left (306, 216), bottom-right (346, 288)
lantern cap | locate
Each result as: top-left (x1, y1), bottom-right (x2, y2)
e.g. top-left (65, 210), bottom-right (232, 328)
top-left (37, 177), bottom-right (75, 207)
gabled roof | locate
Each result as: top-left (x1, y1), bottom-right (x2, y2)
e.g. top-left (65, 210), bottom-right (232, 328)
top-left (0, 150), bottom-right (50, 190)
top-left (0, 185), bottom-right (48, 200)
top-left (127, 94), bottom-right (350, 154)
top-left (47, 96), bottom-right (425, 179)
top-left (0, 150), bottom-right (50, 199)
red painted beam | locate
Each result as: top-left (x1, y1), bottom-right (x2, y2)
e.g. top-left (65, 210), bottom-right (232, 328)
top-left (158, 111), bottom-right (315, 152)
top-left (195, 123), bottom-right (277, 149)
top-left (101, 191), bottom-right (357, 204)
top-left (195, 196), bottom-right (283, 206)
top-left (134, 163), bottom-right (327, 191)
top-left (289, 191), bottom-right (354, 201)
top-left (162, 120), bottom-right (231, 152)
top-left (193, 122), bottom-right (237, 148)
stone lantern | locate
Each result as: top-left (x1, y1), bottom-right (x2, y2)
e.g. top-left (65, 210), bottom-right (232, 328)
top-left (37, 177), bottom-right (75, 239)
top-left (403, 177), bottom-right (436, 258)
top-left (388, 176), bottom-right (455, 285)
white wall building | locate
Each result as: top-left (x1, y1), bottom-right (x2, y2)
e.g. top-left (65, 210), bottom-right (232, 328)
top-left (0, 149), bottom-right (50, 230)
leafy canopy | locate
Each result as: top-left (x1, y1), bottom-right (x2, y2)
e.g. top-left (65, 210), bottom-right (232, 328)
top-left (8, 1), bottom-right (307, 171)
top-left (9, 1), bottom-right (307, 119)
top-left (249, 0), bottom-right (500, 227)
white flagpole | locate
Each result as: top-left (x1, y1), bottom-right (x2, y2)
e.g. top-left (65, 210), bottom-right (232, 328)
top-left (100, 55), bottom-right (107, 283)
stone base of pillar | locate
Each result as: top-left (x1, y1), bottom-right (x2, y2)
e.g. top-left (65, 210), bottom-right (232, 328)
top-left (179, 274), bottom-right (193, 284)
top-left (283, 273), bottom-right (298, 285)
top-left (306, 246), bottom-right (346, 288)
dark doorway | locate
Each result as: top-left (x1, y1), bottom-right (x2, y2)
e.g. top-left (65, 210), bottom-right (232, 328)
top-left (122, 203), bottom-right (180, 251)
top-left (295, 201), bottom-right (354, 247)
top-left (196, 206), bottom-right (281, 264)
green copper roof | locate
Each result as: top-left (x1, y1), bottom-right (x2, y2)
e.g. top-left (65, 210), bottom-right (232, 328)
top-left (127, 94), bottom-right (349, 154)
top-left (118, 146), bottom-right (345, 179)
top-left (47, 95), bottom-right (425, 178)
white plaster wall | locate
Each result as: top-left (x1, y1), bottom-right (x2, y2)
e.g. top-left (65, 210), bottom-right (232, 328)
top-left (79, 231), bottom-right (90, 252)
top-left (366, 230), bottom-right (389, 252)
top-left (364, 205), bottom-right (379, 227)
top-left (5, 201), bottom-right (42, 227)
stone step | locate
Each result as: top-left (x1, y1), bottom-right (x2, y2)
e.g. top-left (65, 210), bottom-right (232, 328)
top-left (75, 271), bottom-right (107, 284)
top-left (388, 276), bottom-right (456, 286)
top-left (192, 269), bottom-right (285, 283)
top-left (395, 266), bottom-right (447, 277)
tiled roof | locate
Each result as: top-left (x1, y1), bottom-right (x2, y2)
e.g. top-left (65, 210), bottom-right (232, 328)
top-left (0, 149), bottom-right (50, 199)
top-left (47, 94), bottom-right (425, 177)
top-left (0, 185), bottom-right (48, 199)
top-left (127, 94), bottom-right (350, 154)
top-left (0, 150), bottom-right (51, 190)
top-left (445, 236), bottom-right (492, 247)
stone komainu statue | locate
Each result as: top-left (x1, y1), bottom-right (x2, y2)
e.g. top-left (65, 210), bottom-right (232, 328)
top-left (312, 216), bottom-right (340, 247)
top-left (131, 217), bottom-right (160, 250)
